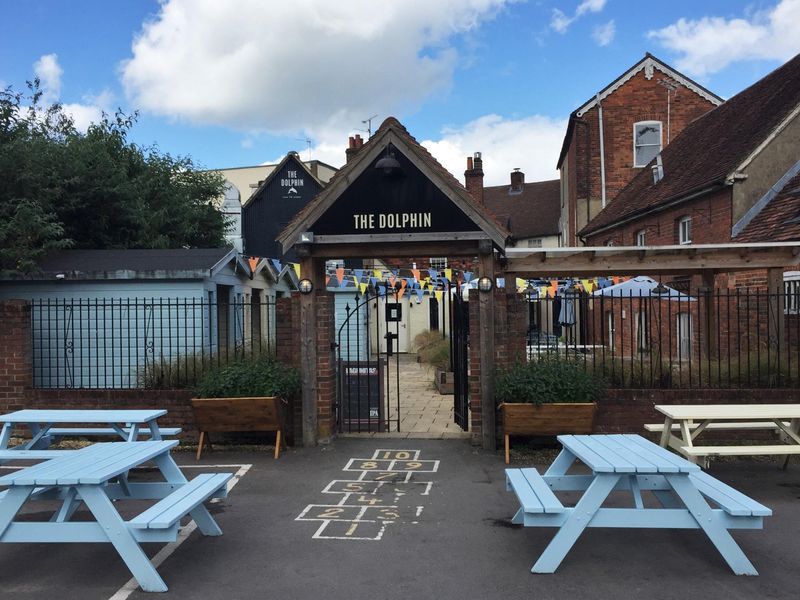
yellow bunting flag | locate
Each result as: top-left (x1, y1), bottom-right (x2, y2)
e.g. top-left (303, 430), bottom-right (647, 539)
top-left (373, 269), bottom-right (382, 279)
top-left (444, 268), bottom-right (452, 282)
top-left (293, 263), bottom-right (301, 278)
top-left (582, 279), bottom-right (594, 294)
top-left (516, 278), bottom-right (526, 290)
top-left (359, 282), bottom-right (368, 295)
top-left (434, 290), bottom-right (443, 302)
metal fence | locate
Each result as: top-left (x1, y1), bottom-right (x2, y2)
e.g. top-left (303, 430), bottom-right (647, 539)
top-left (30, 297), bottom-right (277, 389)
top-left (523, 283), bottom-right (800, 389)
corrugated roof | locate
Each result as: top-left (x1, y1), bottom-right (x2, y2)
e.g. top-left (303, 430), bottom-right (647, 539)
top-left (581, 53), bottom-right (800, 237)
top-left (483, 179), bottom-right (560, 239)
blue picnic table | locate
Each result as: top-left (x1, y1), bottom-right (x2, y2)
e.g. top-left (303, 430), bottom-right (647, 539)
top-left (0, 441), bottom-right (231, 592)
top-left (0, 409), bottom-right (181, 461)
top-left (506, 434), bottom-right (771, 575)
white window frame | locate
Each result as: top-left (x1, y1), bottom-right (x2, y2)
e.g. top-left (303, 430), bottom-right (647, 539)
top-left (429, 257), bottom-right (448, 271)
top-left (635, 230), bottom-right (646, 246)
top-left (527, 238), bottom-right (543, 248)
top-left (633, 121), bottom-right (663, 168)
top-left (678, 216), bottom-right (692, 245)
top-left (635, 310), bottom-right (648, 352)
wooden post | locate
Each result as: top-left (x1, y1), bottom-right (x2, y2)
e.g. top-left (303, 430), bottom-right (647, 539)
top-left (479, 241), bottom-right (496, 451)
top-left (701, 270), bottom-right (716, 359)
top-left (299, 250), bottom-right (319, 447)
top-left (767, 267), bottom-right (785, 352)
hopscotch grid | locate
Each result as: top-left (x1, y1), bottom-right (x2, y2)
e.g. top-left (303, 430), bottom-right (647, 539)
top-left (371, 449), bottom-right (421, 460)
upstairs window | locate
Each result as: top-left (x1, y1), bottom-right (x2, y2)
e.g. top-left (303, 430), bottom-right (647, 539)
top-left (635, 230), bottom-right (646, 246)
top-left (678, 216), bottom-right (692, 245)
top-left (634, 121), bottom-right (662, 167)
top-left (429, 257), bottom-right (448, 271)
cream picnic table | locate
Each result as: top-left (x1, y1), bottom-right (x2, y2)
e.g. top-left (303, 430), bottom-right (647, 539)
top-left (650, 404), bottom-right (800, 466)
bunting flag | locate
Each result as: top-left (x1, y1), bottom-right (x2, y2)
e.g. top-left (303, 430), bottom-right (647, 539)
top-left (354, 269), bottom-right (364, 282)
top-left (444, 268), bottom-right (452, 282)
top-left (293, 263), bottom-right (301, 278)
top-left (516, 277), bottom-right (526, 290)
top-left (411, 268), bottom-right (420, 282)
top-left (463, 271), bottom-right (474, 283)
top-left (359, 282), bottom-right (368, 295)
top-left (373, 269), bottom-right (382, 279)
top-left (248, 256), bottom-right (259, 272)
top-left (325, 275), bottom-right (330, 286)
top-left (415, 287), bottom-right (425, 302)
top-left (270, 258), bottom-right (282, 272)
top-left (336, 267), bottom-right (345, 285)
top-left (581, 279), bottom-right (595, 293)
top-left (428, 268), bottom-right (438, 279)
top-left (389, 274), bottom-right (397, 287)
top-left (398, 278), bottom-right (408, 299)
top-left (434, 290), bottom-right (443, 302)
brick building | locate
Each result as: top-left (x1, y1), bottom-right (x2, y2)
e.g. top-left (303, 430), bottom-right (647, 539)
top-left (557, 53), bottom-right (722, 246)
top-left (579, 53), bottom-right (800, 291)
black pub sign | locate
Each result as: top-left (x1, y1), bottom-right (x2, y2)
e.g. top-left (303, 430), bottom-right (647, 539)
top-left (313, 144), bottom-right (480, 236)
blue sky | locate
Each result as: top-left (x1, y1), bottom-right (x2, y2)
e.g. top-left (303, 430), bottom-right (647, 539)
top-left (2, 0), bottom-right (799, 185)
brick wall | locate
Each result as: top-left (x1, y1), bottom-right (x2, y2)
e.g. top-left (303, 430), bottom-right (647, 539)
top-left (0, 300), bottom-right (30, 409)
top-left (316, 292), bottom-right (336, 440)
top-left (563, 68), bottom-right (717, 245)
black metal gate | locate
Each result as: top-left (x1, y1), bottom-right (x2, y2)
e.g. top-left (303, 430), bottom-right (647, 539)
top-left (335, 285), bottom-right (401, 433)
top-left (451, 284), bottom-right (470, 430)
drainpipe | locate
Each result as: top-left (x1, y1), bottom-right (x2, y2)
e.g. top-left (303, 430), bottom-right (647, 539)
top-left (597, 93), bottom-right (607, 209)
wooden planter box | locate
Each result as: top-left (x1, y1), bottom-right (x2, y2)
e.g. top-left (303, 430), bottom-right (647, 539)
top-left (434, 369), bottom-right (454, 395)
top-left (191, 396), bottom-right (285, 460)
top-left (500, 402), bottom-right (597, 464)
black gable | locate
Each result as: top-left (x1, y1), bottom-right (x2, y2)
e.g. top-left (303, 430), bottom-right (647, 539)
top-left (242, 154), bottom-right (324, 260)
top-left (313, 144), bottom-right (480, 236)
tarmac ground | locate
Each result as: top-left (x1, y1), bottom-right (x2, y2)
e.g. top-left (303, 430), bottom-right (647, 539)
top-left (1, 438), bottom-right (798, 600)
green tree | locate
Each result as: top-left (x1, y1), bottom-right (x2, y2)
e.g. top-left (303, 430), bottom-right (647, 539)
top-left (0, 81), bottom-right (227, 274)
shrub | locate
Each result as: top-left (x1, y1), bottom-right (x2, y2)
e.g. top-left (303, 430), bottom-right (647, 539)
top-left (195, 356), bottom-right (300, 399)
top-left (414, 330), bottom-right (451, 371)
top-left (495, 356), bottom-right (606, 406)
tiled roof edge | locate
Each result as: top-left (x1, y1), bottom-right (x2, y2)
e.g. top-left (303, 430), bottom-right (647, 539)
top-left (732, 159), bottom-right (800, 238)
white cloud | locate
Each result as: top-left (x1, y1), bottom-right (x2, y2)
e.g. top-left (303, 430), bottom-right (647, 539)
top-left (592, 20), bottom-right (615, 46)
top-left (551, 0), bottom-right (607, 33)
top-left (121, 0), bottom-right (513, 136)
top-left (421, 113), bottom-right (568, 186)
top-left (647, 0), bottom-right (800, 77)
top-left (33, 53), bottom-right (63, 102)
top-left (30, 54), bottom-right (112, 130)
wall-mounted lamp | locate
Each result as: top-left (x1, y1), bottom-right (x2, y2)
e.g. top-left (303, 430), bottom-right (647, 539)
top-left (375, 147), bottom-right (403, 177)
top-left (298, 278), bottom-right (314, 294)
top-left (477, 276), bottom-right (493, 292)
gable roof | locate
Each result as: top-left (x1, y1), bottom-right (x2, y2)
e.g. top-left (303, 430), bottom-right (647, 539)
top-left (277, 117), bottom-right (510, 252)
top-left (1, 248), bottom-right (247, 281)
top-left (242, 152), bottom-right (326, 210)
top-left (557, 53), bottom-right (723, 169)
top-left (734, 162), bottom-right (800, 242)
top-left (483, 179), bottom-right (560, 240)
top-left (580, 52), bottom-right (800, 238)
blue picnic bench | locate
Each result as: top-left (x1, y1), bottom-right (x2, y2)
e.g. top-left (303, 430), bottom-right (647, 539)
top-left (0, 441), bottom-right (231, 592)
top-left (506, 434), bottom-right (771, 576)
top-left (0, 409), bottom-right (181, 462)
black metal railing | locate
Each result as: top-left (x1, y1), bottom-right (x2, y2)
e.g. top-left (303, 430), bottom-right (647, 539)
top-left (30, 297), bottom-right (276, 389)
top-left (522, 283), bottom-right (800, 389)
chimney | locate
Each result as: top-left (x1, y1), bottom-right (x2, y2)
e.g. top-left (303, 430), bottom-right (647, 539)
top-left (345, 134), bottom-right (365, 164)
top-left (510, 168), bottom-right (524, 193)
top-left (464, 152), bottom-right (484, 203)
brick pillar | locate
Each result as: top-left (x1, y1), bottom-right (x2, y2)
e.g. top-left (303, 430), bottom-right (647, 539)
top-left (316, 293), bottom-right (336, 441)
top-left (468, 289), bottom-right (482, 444)
top-left (0, 300), bottom-right (32, 413)
top-left (276, 295), bottom-right (302, 444)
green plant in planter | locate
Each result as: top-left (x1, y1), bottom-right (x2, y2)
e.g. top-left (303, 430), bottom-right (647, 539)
top-left (494, 356), bottom-right (605, 406)
top-left (195, 356), bottom-right (300, 399)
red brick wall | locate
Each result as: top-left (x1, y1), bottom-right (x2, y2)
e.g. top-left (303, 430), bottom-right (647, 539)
top-left (315, 292), bottom-right (336, 440)
top-left (564, 68), bottom-right (717, 245)
top-left (0, 300), bottom-right (30, 409)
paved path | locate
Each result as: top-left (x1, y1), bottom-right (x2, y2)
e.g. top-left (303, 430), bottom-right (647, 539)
top-left (2, 439), bottom-right (798, 600)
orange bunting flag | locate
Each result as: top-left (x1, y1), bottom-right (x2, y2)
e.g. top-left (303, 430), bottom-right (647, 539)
top-left (248, 257), bottom-right (259, 272)
top-left (336, 267), bottom-right (345, 285)
top-left (398, 279), bottom-right (407, 299)
top-left (411, 268), bottom-right (420, 282)
top-left (325, 275), bottom-right (330, 286)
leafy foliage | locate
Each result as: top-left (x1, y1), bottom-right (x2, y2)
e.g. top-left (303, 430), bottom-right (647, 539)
top-left (414, 329), bottom-right (451, 370)
top-left (195, 356), bottom-right (300, 399)
top-left (494, 356), bottom-right (606, 406)
top-left (0, 80), bottom-right (227, 274)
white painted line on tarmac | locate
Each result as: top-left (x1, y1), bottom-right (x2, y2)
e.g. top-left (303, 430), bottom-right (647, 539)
top-left (107, 463), bottom-right (251, 600)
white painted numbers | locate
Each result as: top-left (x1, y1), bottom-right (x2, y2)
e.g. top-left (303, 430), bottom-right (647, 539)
top-left (296, 449), bottom-right (438, 541)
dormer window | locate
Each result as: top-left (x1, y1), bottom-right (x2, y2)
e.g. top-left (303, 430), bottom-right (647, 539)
top-left (634, 121), bottom-right (662, 167)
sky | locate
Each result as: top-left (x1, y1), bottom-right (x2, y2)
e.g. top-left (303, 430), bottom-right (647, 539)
top-left (2, 0), bottom-right (800, 187)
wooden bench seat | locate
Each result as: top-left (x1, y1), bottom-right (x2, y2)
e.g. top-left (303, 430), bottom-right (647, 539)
top-left (0, 449), bottom-right (67, 460)
top-left (689, 471), bottom-right (771, 517)
top-left (128, 473), bottom-right (231, 530)
top-left (47, 427), bottom-right (182, 438)
top-left (644, 421), bottom-right (788, 433)
top-left (506, 468), bottom-right (564, 514)
top-left (682, 444), bottom-right (800, 457)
